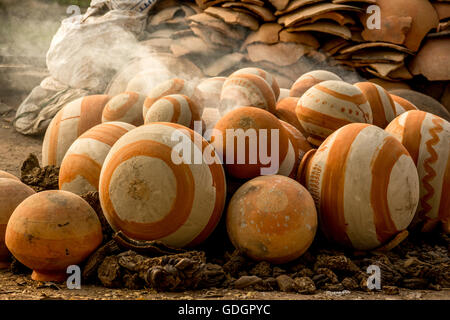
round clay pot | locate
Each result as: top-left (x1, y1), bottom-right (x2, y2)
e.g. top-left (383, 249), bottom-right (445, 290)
top-left (191, 77), bottom-right (226, 112)
top-left (275, 97), bottom-right (308, 136)
top-left (0, 179), bottom-right (35, 268)
top-left (230, 67), bottom-right (280, 100)
top-left (354, 82), bottom-right (396, 128)
top-left (211, 106), bottom-right (290, 179)
top-left (385, 110), bottom-right (450, 233)
top-left (390, 94), bottom-right (418, 117)
top-left (0, 170), bottom-right (20, 181)
top-left (297, 123), bottom-right (419, 250)
top-left (279, 120), bottom-right (312, 179)
top-left (227, 175), bottom-right (318, 264)
top-left (42, 95), bottom-right (111, 166)
top-left (278, 88), bottom-right (290, 102)
top-left (290, 70), bottom-right (342, 98)
top-left (142, 78), bottom-right (194, 119)
top-left (98, 122), bottom-right (226, 247)
top-left (143, 94), bottom-right (202, 130)
top-left (295, 80), bottom-right (373, 146)
top-left (59, 122), bottom-right (135, 195)
top-left (5, 190), bottom-right (102, 281)
top-left (102, 92), bottom-right (146, 126)
top-left (220, 74), bottom-right (277, 116)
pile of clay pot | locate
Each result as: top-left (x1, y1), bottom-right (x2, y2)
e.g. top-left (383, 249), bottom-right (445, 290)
top-left (0, 67), bottom-right (449, 294)
top-left (139, 0), bottom-right (450, 88)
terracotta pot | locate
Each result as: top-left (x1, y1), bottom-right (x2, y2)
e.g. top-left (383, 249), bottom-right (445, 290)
top-left (102, 92), bottom-right (146, 126)
top-left (220, 74), bottom-right (276, 116)
top-left (227, 175), bottom-right (317, 264)
top-left (390, 94), bottom-right (418, 117)
top-left (297, 123), bottom-right (419, 250)
top-left (59, 122), bottom-right (135, 195)
top-left (354, 82), bottom-right (396, 128)
top-left (144, 94), bottom-right (202, 130)
top-left (191, 77), bottom-right (226, 112)
top-left (0, 170), bottom-right (20, 182)
top-left (278, 88), bottom-right (290, 102)
top-left (295, 80), bottom-right (373, 147)
top-left (211, 106), bottom-right (290, 179)
top-left (42, 95), bottom-right (111, 167)
top-left (290, 70), bottom-right (342, 98)
top-left (279, 120), bottom-right (312, 179)
top-left (385, 110), bottom-right (450, 233)
top-left (0, 179), bottom-right (35, 268)
top-left (99, 122), bottom-right (226, 247)
top-left (5, 190), bottom-right (102, 281)
top-left (142, 78), bottom-right (194, 119)
top-left (275, 97), bottom-right (308, 136)
top-left (230, 67), bottom-right (280, 100)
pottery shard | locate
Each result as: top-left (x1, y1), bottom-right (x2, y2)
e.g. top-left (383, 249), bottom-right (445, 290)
top-left (275, 0), bottom-right (324, 16)
top-left (205, 7), bottom-right (259, 31)
top-left (287, 21), bottom-right (352, 39)
top-left (409, 37), bottom-right (450, 81)
top-left (362, 16), bottom-right (412, 46)
top-left (188, 13), bottom-right (247, 40)
top-left (195, 0), bottom-right (228, 10)
top-left (170, 36), bottom-right (217, 57)
top-left (278, 3), bottom-right (362, 27)
top-left (242, 23), bottom-right (283, 48)
top-left (190, 25), bottom-right (237, 47)
top-left (279, 30), bottom-right (320, 48)
top-left (431, 2), bottom-right (450, 21)
top-left (222, 2), bottom-right (276, 22)
top-left (247, 42), bottom-right (310, 66)
top-left (269, 0), bottom-right (291, 11)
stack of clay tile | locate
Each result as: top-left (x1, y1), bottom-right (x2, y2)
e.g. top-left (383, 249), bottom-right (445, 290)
top-left (142, 0), bottom-right (448, 88)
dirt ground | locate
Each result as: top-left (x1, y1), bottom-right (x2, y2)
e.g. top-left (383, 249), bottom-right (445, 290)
top-left (1, 269), bottom-right (449, 300)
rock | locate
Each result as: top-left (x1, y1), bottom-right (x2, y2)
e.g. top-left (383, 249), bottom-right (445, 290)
top-left (98, 256), bottom-right (122, 288)
top-left (341, 277), bottom-right (359, 291)
top-left (383, 285), bottom-right (400, 295)
top-left (294, 277), bottom-right (316, 294)
top-left (272, 267), bottom-right (286, 278)
top-left (276, 275), bottom-right (296, 292)
top-left (249, 262), bottom-right (272, 278)
top-left (233, 275), bottom-right (263, 289)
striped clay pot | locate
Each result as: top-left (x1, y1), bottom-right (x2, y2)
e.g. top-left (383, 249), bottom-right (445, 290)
top-left (5, 190), bottom-right (102, 282)
top-left (0, 170), bottom-right (20, 181)
top-left (230, 67), bottom-right (280, 100)
top-left (279, 121), bottom-right (312, 179)
top-left (289, 70), bottom-right (342, 98)
top-left (42, 95), bottom-right (111, 167)
top-left (354, 82), bottom-right (396, 128)
top-left (102, 92), bottom-right (146, 126)
top-left (59, 122), bottom-right (136, 195)
top-left (297, 123), bottom-right (419, 251)
top-left (385, 110), bottom-right (450, 233)
top-left (142, 78), bottom-right (194, 119)
top-left (211, 106), bottom-right (290, 179)
top-left (0, 179), bottom-right (35, 269)
top-left (390, 94), bottom-right (418, 117)
top-left (143, 94), bottom-right (202, 130)
top-left (98, 123), bottom-right (226, 247)
top-left (227, 175), bottom-right (317, 264)
top-left (296, 80), bottom-right (373, 147)
top-left (191, 77), bottom-right (226, 112)
top-left (220, 74), bottom-right (277, 116)
top-left (275, 97), bottom-right (307, 136)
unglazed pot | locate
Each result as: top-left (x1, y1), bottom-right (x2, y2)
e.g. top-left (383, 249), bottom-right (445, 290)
top-left (102, 92), bottom-right (146, 126)
top-left (211, 106), bottom-right (290, 179)
top-left (227, 175), bottom-right (317, 264)
top-left (278, 120), bottom-right (312, 179)
top-left (191, 77), bottom-right (226, 112)
top-left (354, 82), bottom-right (396, 128)
top-left (230, 67), bottom-right (280, 100)
top-left (220, 73), bottom-right (276, 115)
top-left (297, 123), bottom-right (419, 251)
top-left (98, 123), bottom-right (226, 247)
top-left (275, 97), bottom-right (307, 136)
top-left (42, 95), bottom-right (111, 166)
top-left (385, 110), bottom-right (450, 233)
top-left (390, 94), bottom-right (418, 117)
top-left (5, 190), bottom-right (102, 281)
top-left (59, 122), bottom-right (135, 195)
top-left (289, 70), bottom-right (342, 98)
top-left (296, 80), bottom-right (373, 146)
top-left (0, 179), bottom-right (35, 268)
top-left (144, 94), bottom-right (202, 130)
top-left (0, 170), bottom-right (20, 181)
top-left (142, 78), bottom-right (194, 119)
